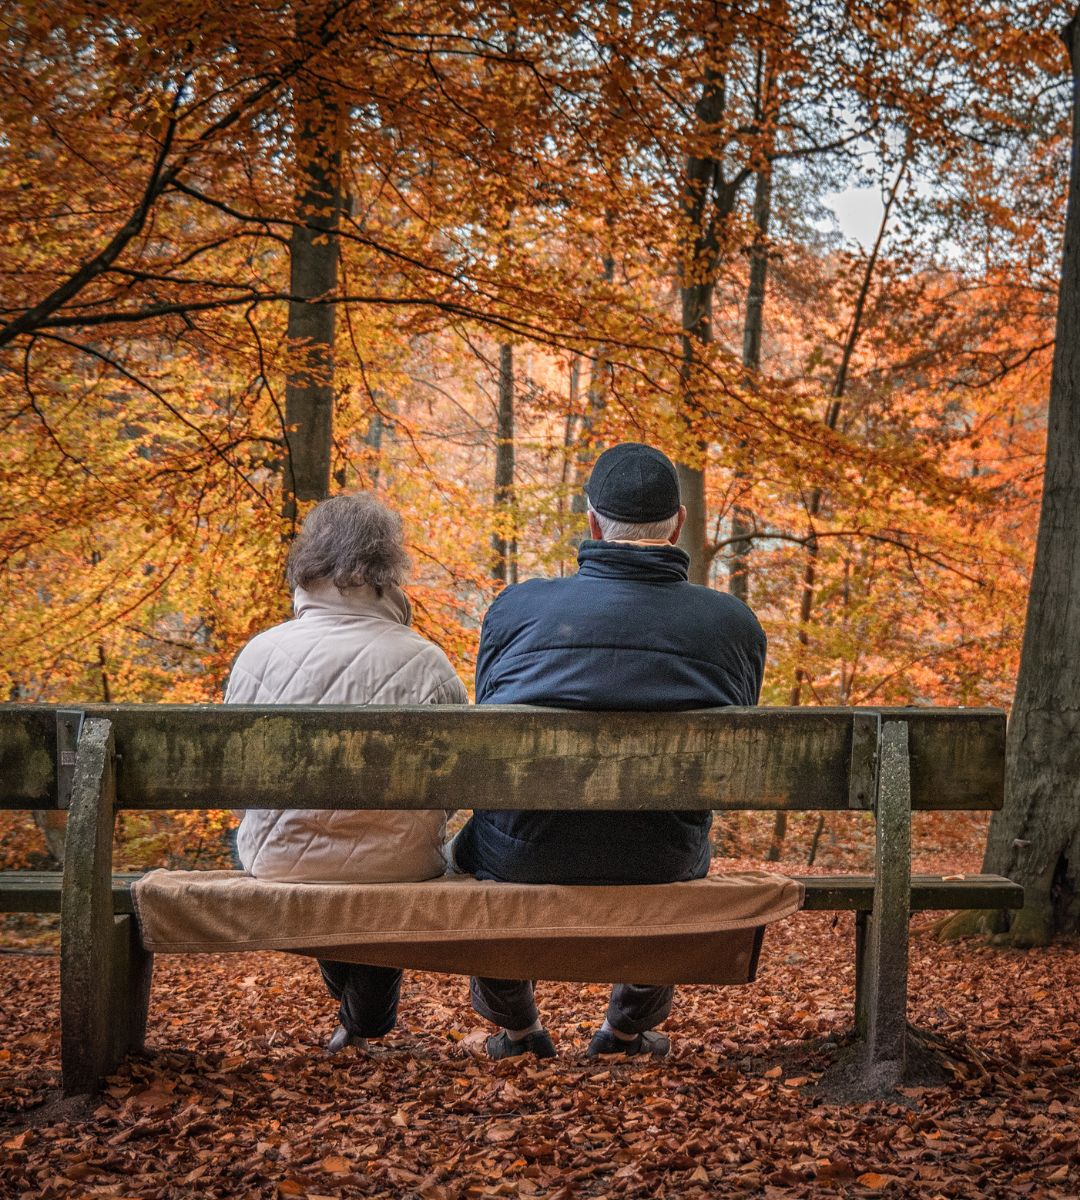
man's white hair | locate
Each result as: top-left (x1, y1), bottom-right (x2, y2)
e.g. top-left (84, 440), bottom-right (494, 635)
top-left (588, 504), bottom-right (678, 542)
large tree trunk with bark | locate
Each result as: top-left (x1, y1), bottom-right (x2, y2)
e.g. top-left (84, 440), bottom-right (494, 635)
top-left (491, 342), bottom-right (517, 584)
top-left (675, 44), bottom-right (733, 586)
top-left (675, 20), bottom-right (748, 586)
top-left (282, 4), bottom-right (343, 524)
top-left (946, 14), bottom-right (1080, 946)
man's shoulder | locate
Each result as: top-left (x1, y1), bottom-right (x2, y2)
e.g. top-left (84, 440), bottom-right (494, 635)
top-left (487, 575), bottom-right (576, 613)
top-left (683, 581), bottom-right (757, 614)
top-left (678, 584), bottom-right (767, 641)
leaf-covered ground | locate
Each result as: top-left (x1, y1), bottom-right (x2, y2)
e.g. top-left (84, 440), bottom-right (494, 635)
top-left (2, 841), bottom-right (1078, 1199)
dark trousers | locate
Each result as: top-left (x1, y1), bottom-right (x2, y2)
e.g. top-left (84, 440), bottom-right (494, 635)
top-left (471, 976), bottom-right (673, 1036)
top-left (319, 960), bottom-right (402, 1037)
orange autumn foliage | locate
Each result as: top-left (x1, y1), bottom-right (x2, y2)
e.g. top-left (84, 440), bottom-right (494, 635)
top-left (0, 1), bottom-right (1069, 867)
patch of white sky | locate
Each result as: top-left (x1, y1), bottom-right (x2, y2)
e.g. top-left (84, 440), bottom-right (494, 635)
top-left (821, 185), bottom-right (886, 251)
top-left (820, 168), bottom-right (967, 265)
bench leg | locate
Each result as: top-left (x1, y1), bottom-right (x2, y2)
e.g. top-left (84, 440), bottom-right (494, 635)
top-left (110, 915), bottom-right (153, 1061)
top-left (859, 720), bottom-right (912, 1092)
top-left (61, 718), bottom-right (134, 1096)
top-left (854, 909), bottom-right (869, 1039)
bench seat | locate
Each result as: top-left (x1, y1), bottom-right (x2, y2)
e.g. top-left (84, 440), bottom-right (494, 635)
top-left (127, 869), bottom-right (802, 985)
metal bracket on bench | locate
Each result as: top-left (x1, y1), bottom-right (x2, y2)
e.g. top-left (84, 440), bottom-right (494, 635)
top-left (848, 712), bottom-right (881, 810)
top-left (56, 709), bottom-right (84, 810)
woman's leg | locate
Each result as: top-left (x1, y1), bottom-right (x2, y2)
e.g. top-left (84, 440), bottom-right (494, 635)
top-left (318, 961), bottom-right (403, 1037)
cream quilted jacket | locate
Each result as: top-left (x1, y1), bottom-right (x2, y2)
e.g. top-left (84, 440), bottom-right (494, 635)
top-left (228, 578), bottom-right (468, 883)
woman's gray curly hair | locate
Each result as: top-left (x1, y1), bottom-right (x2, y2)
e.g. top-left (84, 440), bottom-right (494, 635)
top-left (286, 493), bottom-right (410, 596)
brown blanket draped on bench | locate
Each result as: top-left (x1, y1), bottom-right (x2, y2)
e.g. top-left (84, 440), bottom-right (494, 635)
top-left (131, 870), bottom-right (804, 985)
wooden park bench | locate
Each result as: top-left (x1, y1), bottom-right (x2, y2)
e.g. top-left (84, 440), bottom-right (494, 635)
top-left (0, 704), bottom-right (1022, 1098)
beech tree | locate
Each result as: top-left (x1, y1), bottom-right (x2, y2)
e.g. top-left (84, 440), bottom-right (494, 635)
top-left (942, 10), bottom-right (1080, 946)
top-left (0, 1), bottom-right (1069, 877)
top-left (283, 1), bottom-right (345, 524)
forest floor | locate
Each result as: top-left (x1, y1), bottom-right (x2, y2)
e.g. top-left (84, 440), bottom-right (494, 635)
top-left (1, 814), bottom-right (1078, 1199)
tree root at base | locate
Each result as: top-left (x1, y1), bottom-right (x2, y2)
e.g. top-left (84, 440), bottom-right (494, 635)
top-left (814, 1024), bottom-right (996, 1103)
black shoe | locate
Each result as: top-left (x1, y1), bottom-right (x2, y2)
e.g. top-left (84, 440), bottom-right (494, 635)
top-left (326, 1024), bottom-right (368, 1057)
top-left (586, 1029), bottom-right (670, 1059)
top-left (485, 1029), bottom-right (557, 1060)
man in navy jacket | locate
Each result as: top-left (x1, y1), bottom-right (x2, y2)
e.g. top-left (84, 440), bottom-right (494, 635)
top-left (453, 443), bottom-right (767, 1060)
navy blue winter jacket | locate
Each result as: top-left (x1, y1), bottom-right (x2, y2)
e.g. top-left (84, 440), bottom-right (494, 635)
top-left (452, 540), bottom-right (767, 884)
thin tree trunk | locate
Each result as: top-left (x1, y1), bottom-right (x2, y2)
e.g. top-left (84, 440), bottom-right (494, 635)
top-left (97, 644), bottom-right (111, 704)
top-left (787, 148), bottom-right (909, 707)
top-left (491, 342), bottom-right (517, 584)
top-left (677, 279), bottom-right (714, 583)
top-left (729, 142), bottom-right (773, 603)
top-left (948, 12), bottom-right (1080, 946)
top-left (570, 248), bottom-right (616, 539)
top-left (365, 409), bottom-right (384, 489)
top-left (282, 4), bottom-right (343, 526)
top-left (559, 355), bottom-right (582, 572)
top-left (766, 147), bottom-right (909, 863)
top-left (676, 42), bottom-right (734, 585)
top-left (33, 811), bottom-right (67, 867)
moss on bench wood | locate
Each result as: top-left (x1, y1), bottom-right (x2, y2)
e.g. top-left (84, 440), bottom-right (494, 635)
top-left (40, 704), bottom-right (1006, 813)
top-left (0, 706), bottom-right (58, 808)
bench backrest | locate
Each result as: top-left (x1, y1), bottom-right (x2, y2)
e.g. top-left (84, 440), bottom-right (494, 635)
top-left (0, 704), bottom-right (1006, 812)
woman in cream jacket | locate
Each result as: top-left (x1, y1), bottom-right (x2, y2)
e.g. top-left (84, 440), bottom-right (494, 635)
top-left (226, 494), bottom-right (467, 1052)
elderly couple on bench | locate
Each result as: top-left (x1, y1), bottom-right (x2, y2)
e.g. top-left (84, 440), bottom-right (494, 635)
top-left (227, 442), bottom-right (767, 1061)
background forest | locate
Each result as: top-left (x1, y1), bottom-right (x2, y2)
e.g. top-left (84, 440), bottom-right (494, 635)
top-left (0, 1), bottom-right (1070, 868)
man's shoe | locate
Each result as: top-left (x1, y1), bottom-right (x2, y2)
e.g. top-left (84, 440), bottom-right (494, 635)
top-left (586, 1029), bottom-right (670, 1059)
top-left (326, 1024), bottom-right (368, 1056)
top-left (485, 1029), bottom-right (557, 1060)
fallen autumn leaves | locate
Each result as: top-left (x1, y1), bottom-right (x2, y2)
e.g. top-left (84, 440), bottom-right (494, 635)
top-left (1, 858), bottom-right (1078, 1199)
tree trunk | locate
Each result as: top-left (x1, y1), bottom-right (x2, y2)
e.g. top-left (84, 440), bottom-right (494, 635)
top-left (675, 39), bottom-right (739, 585)
top-left (365, 410), bottom-right (384, 489)
top-left (729, 156), bottom-right (773, 603)
top-left (33, 810), bottom-right (67, 867)
top-left (677, 280), bottom-right (713, 583)
top-left (675, 51), bottom-right (723, 589)
top-left (491, 342), bottom-right (517, 584)
top-left (961, 14), bottom-right (1080, 946)
top-left (559, 355), bottom-right (582, 572)
top-left (766, 147), bottom-right (909, 863)
top-left (570, 248), bottom-right (615, 539)
top-left (282, 4), bottom-right (343, 525)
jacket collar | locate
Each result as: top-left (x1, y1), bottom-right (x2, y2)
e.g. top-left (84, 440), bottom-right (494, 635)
top-left (577, 539), bottom-right (690, 583)
top-left (293, 578), bottom-right (412, 626)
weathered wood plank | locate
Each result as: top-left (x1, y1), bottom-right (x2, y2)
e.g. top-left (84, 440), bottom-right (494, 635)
top-left (0, 871), bottom-right (1023, 916)
top-left (906, 709), bottom-right (1005, 816)
top-left (861, 719), bottom-right (912, 1091)
top-left (0, 706), bottom-right (57, 808)
top-left (797, 874), bottom-right (1023, 911)
top-left (52, 704), bottom-right (1005, 813)
top-left (847, 713), bottom-right (880, 810)
top-left (0, 872), bottom-right (141, 914)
